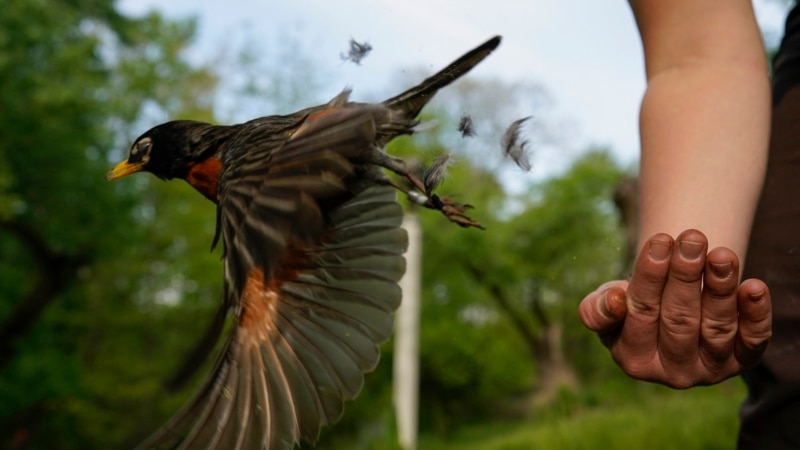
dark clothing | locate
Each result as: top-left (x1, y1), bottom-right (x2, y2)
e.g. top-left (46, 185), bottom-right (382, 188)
top-left (739, 5), bottom-right (800, 449)
top-left (773, 6), bottom-right (800, 106)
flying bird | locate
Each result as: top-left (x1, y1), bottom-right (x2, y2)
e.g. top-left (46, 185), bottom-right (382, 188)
top-left (107, 35), bottom-right (502, 450)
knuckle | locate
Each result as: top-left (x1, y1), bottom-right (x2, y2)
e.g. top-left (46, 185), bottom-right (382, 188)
top-left (661, 309), bottom-right (698, 334)
top-left (704, 283), bottom-right (737, 300)
top-left (742, 316), bottom-right (773, 343)
top-left (702, 317), bottom-right (737, 339)
top-left (669, 261), bottom-right (705, 284)
top-left (627, 297), bottom-right (660, 318)
top-left (741, 328), bottom-right (772, 349)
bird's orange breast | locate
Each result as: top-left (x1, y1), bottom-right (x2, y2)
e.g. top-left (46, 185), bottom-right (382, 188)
top-left (185, 157), bottom-right (223, 202)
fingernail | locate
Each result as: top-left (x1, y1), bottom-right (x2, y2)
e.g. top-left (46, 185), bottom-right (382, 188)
top-left (709, 262), bottom-right (733, 278)
top-left (649, 239), bottom-right (672, 261)
top-left (749, 290), bottom-right (766, 303)
top-left (678, 240), bottom-right (704, 260)
top-left (605, 288), bottom-right (621, 307)
top-left (610, 290), bottom-right (628, 313)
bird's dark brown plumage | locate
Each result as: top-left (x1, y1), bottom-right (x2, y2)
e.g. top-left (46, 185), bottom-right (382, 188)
top-left (107, 35), bottom-right (501, 450)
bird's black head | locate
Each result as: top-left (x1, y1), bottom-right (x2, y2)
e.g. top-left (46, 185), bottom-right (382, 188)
top-left (106, 120), bottom-right (215, 182)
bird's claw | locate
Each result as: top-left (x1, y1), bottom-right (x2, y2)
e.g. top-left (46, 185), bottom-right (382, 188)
top-left (433, 195), bottom-right (484, 229)
top-left (395, 171), bottom-right (483, 229)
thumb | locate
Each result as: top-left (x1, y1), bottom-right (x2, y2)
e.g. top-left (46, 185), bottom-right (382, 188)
top-left (579, 283), bottom-right (628, 333)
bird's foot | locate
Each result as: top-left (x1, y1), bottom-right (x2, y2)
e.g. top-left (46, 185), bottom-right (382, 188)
top-left (371, 150), bottom-right (483, 229)
top-left (405, 190), bottom-right (483, 229)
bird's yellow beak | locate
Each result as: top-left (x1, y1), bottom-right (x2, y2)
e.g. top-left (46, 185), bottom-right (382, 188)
top-left (106, 160), bottom-right (145, 181)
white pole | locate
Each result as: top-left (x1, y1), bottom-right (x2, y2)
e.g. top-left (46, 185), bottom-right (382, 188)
top-left (394, 213), bottom-right (421, 450)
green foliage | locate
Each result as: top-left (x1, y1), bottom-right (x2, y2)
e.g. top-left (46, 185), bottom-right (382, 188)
top-left (1, 3), bottom-right (733, 449)
top-left (0, 1), bottom-right (220, 448)
top-left (420, 380), bottom-right (745, 450)
top-left (374, 132), bottom-right (627, 437)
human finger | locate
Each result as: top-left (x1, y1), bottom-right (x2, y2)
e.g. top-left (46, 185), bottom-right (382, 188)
top-left (734, 278), bottom-right (772, 369)
top-left (617, 233), bottom-right (673, 358)
top-left (698, 246), bottom-right (740, 370)
top-left (579, 283), bottom-right (628, 333)
top-left (657, 229), bottom-right (707, 369)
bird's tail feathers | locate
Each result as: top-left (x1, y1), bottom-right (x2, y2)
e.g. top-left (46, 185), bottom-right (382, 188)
top-left (383, 35), bottom-right (502, 118)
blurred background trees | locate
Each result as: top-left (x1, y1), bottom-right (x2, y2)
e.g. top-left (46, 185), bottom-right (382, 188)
top-left (0, 1), bottom-right (219, 447)
top-left (0, 1), bottom-right (745, 449)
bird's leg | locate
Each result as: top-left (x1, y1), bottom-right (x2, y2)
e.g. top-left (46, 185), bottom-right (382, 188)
top-left (370, 151), bottom-right (483, 229)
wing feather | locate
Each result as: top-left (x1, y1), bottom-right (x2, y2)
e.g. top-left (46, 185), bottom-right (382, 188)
top-left (138, 105), bottom-right (408, 449)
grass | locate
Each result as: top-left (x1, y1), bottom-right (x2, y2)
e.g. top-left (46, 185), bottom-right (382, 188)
top-left (418, 379), bottom-right (746, 450)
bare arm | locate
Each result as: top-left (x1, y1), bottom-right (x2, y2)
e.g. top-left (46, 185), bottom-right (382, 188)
top-left (578, 1), bottom-right (772, 388)
top-left (631, 0), bottom-right (770, 260)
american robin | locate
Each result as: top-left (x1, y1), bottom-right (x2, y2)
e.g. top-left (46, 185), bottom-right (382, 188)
top-left (107, 35), bottom-right (501, 450)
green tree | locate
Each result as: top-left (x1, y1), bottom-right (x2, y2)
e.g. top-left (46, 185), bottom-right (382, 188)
top-left (312, 109), bottom-right (628, 445)
top-left (0, 2), bottom-right (218, 448)
top-left (410, 144), bottom-right (627, 432)
top-left (0, 4), bottom-right (632, 447)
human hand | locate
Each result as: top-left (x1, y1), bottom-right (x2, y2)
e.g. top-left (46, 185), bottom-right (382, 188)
top-left (579, 229), bottom-right (772, 388)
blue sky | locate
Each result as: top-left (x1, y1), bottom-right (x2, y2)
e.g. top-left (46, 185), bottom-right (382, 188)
top-left (118, 0), bottom-right (790, 177)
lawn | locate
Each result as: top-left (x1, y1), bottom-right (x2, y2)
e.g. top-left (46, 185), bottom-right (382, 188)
top-left (419, 378), bottom-right (746, 450)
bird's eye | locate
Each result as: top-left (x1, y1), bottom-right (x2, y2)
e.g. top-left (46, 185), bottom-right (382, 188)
top-left (130, 137), bottom-right (152, 162)
top-left (137, 140), bottom-right (151, 155)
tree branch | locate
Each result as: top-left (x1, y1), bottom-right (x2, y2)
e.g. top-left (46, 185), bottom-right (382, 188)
top-left (0, 219), bottom-right (90, 371)
top-left (463, 261), bottom-right (541, 353)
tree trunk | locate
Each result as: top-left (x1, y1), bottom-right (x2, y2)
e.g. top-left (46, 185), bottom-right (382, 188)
top-left (0, 219), bottom-right (89, 371)
top-left (462, 263), bottom-right (578, 411)
top-left (531, 322), bottom-right (578, 407)
top-left (613, 176), bottom-right (640, 274)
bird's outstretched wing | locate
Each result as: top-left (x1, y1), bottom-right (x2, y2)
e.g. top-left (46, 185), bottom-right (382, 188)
top-left (138, 106), bottom-right (408, 450)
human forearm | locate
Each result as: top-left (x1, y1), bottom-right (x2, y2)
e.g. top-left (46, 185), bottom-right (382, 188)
top-left (631, 0), bottom-right (770, 260)
top-left (638, 62), bottom-right (769, 260)
top-left (577, 0), bottom-right (774, 390)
